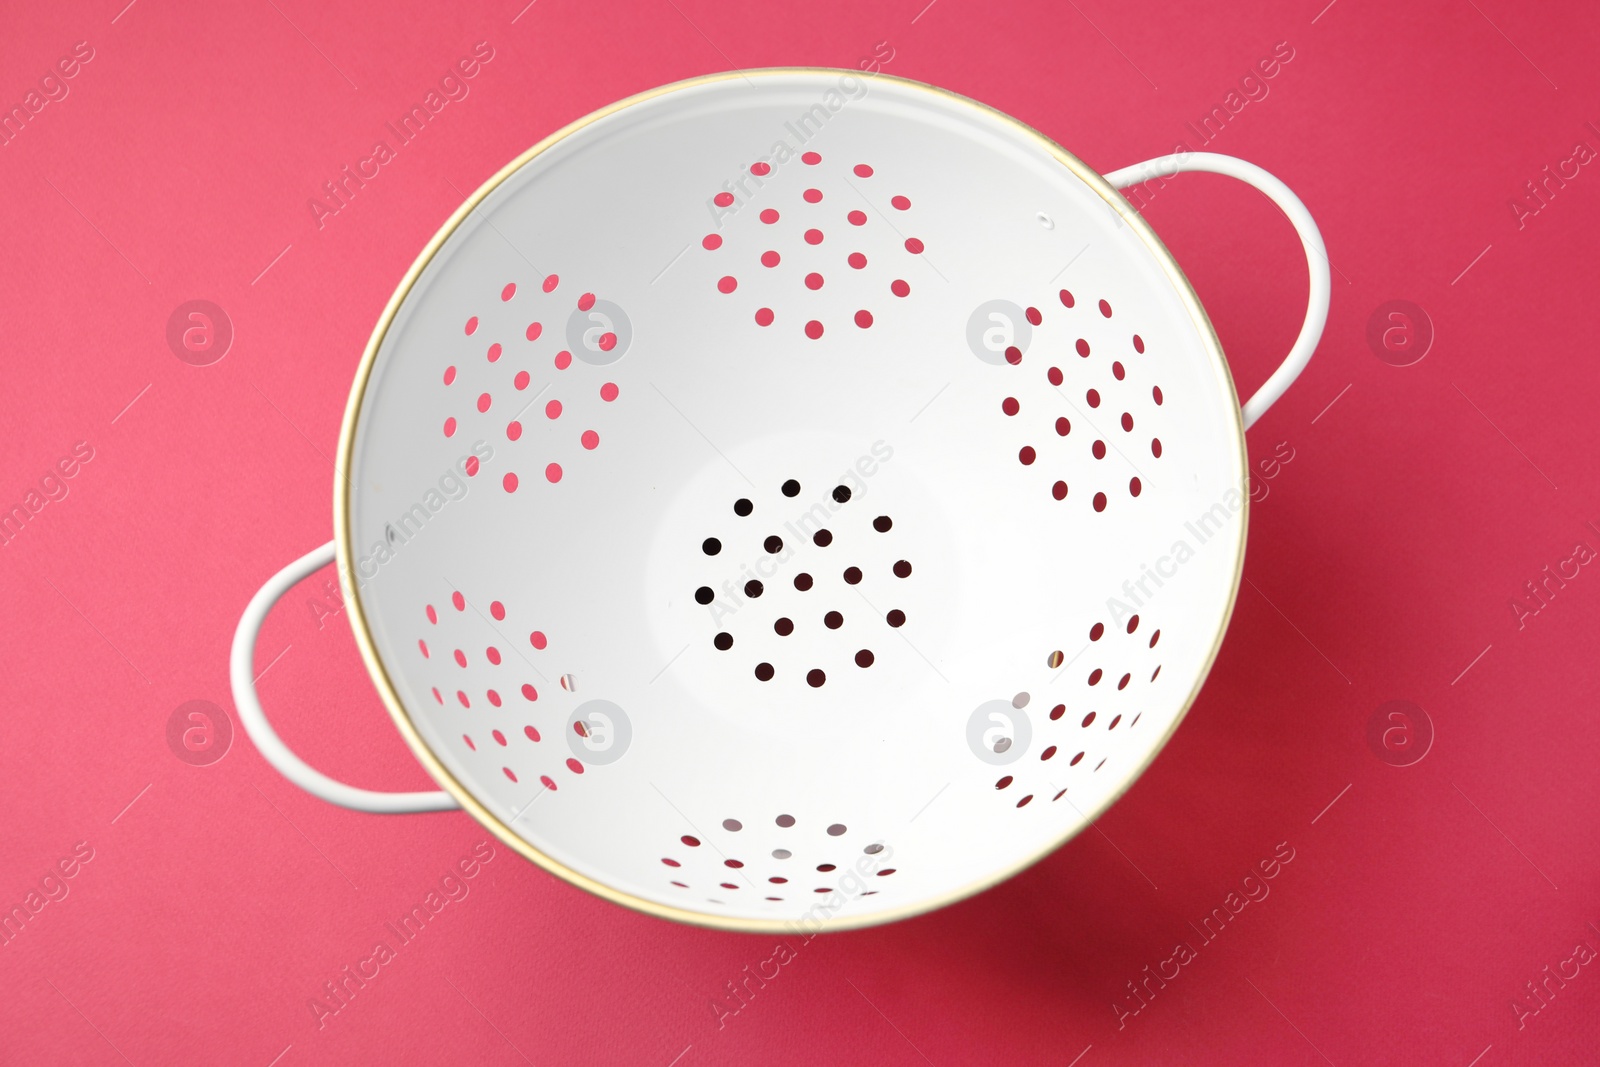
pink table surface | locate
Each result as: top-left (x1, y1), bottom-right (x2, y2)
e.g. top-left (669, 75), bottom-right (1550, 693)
top-left (2, 0), bottom-right (1598, 1063)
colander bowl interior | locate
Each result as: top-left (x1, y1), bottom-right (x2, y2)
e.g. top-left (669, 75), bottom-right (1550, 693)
top-left (338, 69), bottom-right (1247, 930)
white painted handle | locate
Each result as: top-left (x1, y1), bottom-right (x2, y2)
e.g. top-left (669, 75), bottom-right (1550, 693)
top-left (1103, 152), bottom-right (1329, 429)
top-left (230, 540), bottom-right (458, 813)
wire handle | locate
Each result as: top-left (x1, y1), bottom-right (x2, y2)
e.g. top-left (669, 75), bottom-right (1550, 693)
top-left (230, 540), bottom-right (458, 813)
top-left (1103, 152), bottom-right (1329, 429)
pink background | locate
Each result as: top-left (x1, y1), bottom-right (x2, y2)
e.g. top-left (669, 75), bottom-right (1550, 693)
top-left (2, 0), bottom-right (1598, 1063)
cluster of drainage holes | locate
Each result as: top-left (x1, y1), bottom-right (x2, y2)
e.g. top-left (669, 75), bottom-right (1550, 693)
top-left (693, 480), bottom-right (910, 687)
top-left (1045, 615), bottom-right (1164, 690)
top-left (660, 816), bottom-right (896, 900)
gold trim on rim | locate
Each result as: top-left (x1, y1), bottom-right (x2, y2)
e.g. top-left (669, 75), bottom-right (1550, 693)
top-left (333, 67), bottom-right (1249, 933)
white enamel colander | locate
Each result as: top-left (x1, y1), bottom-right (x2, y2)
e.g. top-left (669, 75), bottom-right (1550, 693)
top-left (231, 69), bottom-right (1328, 932)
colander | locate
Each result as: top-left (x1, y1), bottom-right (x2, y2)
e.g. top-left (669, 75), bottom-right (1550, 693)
top-left (230, 69), bottom-right (1328, 932)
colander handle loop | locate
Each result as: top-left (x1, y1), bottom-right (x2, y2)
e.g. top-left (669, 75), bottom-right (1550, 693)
top-left (1103, 152), bottom-right (1330, 429)
top-left (230, 541), bottom-right (460, 813)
